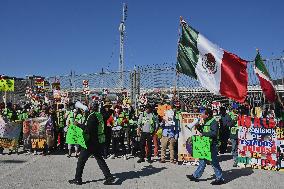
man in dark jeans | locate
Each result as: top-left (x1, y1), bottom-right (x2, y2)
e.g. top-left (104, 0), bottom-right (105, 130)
top-left (219, 107), bottom-right (231, 154)
top-left (101, 100), bottom-right (113, 159)
top-left (68, 103), bottom-right (115, 185)
top-left (187, 108), bottom-right (225, 185)
top-left (137, 104), bottom-right (156, 163)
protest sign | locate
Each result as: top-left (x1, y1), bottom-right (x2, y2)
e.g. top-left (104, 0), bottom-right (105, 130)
top-left (66, 124), bottom-right (87, 149)
top-left (192, 135), bottom-right (212, 161)
top-left (0, 117), bottom-right (22, 149)
top-left (178, 112), bottom-right (201, 161)
top-left (23, 117), bottom-right (48, 149)
top-left (237, 115), bottom-right (284, 171)
top-left (157, 104), bottom-right (172, 117)
top-left (0, 79), bottom-right (14, 92)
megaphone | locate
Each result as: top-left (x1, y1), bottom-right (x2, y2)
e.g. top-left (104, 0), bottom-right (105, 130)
top-left (75, 101), bottom-right (89, 112)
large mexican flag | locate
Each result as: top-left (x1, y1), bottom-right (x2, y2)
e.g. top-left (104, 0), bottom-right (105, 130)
top-left (254, 51), bottom-right (277, 102)
top-left (177, 19), bottom-right (248, 103)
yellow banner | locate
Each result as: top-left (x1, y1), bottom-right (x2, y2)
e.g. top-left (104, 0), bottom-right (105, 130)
top-left (0, 79), bottom-right (14, 92)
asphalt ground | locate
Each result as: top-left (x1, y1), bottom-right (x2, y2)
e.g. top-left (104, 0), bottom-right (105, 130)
top-left (0, 149), bottom-right (283, 189)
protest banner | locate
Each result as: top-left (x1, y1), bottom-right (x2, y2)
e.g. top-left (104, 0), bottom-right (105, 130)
top-left (23, 117), bottom-right (48, 149)
top-left (0, 117), bottom-right (22, 149)
top-left (178, 112), bottom-right (201, 162)
top-left (66, 124), bottom-right (87, 149)
top-left (157, 104), bottom-right (172, 117)
top-left (192, 135), bottom-right (212, 161)
top-left (0, 78), bottom-right (14, 92)
top-left (237, 115), bottom-right (284, 171)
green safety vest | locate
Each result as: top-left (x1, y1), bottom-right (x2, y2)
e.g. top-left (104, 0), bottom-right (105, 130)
top-left (142, 112), bottom-right (155, 133)
top-left (67, 111), bottom-right (75, 126)
top-left (75, 113), bottom-right (85, 124)
top-left (86, 112), bottom-right (105, 144)
top-left (229, 112), bottom-right (238, 135)
top-left (175, 111), bottom-right (181, 120)
top-left (58, 112), bottom-right (65, 128)
top-left (3, 108), bottom-right (13, 121)
top-left (202, 118), bottom-right (216, 134)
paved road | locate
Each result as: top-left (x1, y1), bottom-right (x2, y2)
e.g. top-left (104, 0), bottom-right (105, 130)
top-left (0, 151), bottom-right (283, 189)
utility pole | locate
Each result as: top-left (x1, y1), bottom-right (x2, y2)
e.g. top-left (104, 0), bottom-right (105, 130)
top-left (119, 3), bottom-right (127, 89)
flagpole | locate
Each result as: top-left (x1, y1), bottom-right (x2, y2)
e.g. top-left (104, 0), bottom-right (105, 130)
top-left (4, 90), bottom-right (7, 109)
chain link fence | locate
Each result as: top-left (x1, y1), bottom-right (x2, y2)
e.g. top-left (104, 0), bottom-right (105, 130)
top-left (1, 56), bottom-right (283, 105)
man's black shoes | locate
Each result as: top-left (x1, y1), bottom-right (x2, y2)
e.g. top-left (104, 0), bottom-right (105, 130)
top-left (211, 179), bottom-right (225, 185)
top-left (147, 159), bottom-right (153, 163)
top-left (104, 176), bottom-right (116, 185)
top-left (137, 159), bottom-right (145, 163)
top-left (68, 179), bottom-right (82, 185)
top-left (186, 175), bottom-right (199, 182)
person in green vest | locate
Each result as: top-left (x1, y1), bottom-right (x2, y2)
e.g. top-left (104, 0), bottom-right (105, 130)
top-left (69, 102), bottom-right (115, 185)
top-left (67, 108), bottom-right (84, 158)
top-left (55, 107), bottom-right (66, 151)
top-left (137, 104), bottom-right (156, 163)
top-left (228, 109), bottom-right (239, 167)
top-left (122, 105), bottom-right (132, 154)
top-left (187, 108), bottom-right (225, 185)
top-left (108, 105), bottom-right (128, 160)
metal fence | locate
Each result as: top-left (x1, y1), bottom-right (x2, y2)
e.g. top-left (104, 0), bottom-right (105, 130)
top-left (1, 56), bottom-right (284, 105)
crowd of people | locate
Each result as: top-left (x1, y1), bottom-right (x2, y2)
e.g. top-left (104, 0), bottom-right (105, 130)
top-left (0, 94), bottom-right (283, 185)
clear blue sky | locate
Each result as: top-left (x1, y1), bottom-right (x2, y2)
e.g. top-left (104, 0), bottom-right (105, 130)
top-left (0, 0), bottom-right (283, 78)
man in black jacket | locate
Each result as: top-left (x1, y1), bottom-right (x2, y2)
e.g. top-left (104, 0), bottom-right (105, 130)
top-left (68, 103), bottom-right (115, 185)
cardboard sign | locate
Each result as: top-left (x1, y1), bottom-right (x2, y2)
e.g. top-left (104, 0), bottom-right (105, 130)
top-left (157, 104), bottom-right (172, 117)
top-left (237, 115), bottom-right (284, 171)
top-left (66, 125), bottom-right (87, 149)
top-left (192, 136), bottom-right (212, 161)
top-left (0, 117), bottom-right (21, 149)
top-left (177, 112), bottom-right (202, 162)
top-left (23, 117), bottom-right (49, 149)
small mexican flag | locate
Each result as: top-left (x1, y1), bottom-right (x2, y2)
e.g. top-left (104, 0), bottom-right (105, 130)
top-left (177, 18), bottom-right (248, 103)
top-left (254, 51), bottom-right (277, 102)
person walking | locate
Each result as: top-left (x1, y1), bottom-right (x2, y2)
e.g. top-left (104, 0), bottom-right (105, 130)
top-left (68, 103), bottom-right (115, 185)
top-left (187, 108), bottom-right (225, 185)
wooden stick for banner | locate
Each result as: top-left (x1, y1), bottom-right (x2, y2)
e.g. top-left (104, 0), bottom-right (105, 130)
top-left (4, 91), bottom-right (7, 109)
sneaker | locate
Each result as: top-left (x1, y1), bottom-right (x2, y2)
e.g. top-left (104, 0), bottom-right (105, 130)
top-left (233, 162), bottom-right (238, 167)
top-left (108, 154), bottom-right (115, 159)
top-left (67, 154), bottom-right (71, 158)
top-left (211, 179), bottom-right (225, 185)
top-left (123, 155), bottom-right (127, 160)
top-left (137, 159), bottom-right (145, 163)
top-left (170, 160), bottom-right (176, 164)
top-left (186, 175), bottom-right (199, 182)
top-left (33, 151), bottom-right (38, 155)
top-left (103, 176), bottom-right (115, 185)
top-left (160, 160), bottom-right (166, 163)
top-left (68, 179), bottom-right (82, 185)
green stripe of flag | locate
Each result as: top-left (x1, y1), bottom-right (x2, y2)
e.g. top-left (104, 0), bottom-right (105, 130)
top-left (255, 52), bottom-right (271, 79)
top-left (176, 22), bottom-right (199, 79)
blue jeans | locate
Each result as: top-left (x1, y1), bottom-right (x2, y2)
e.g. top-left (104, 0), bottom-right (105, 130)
top-left (193, 141), bottom-right (223, 180)
top-left (231, 139), bottom-right (238, 163)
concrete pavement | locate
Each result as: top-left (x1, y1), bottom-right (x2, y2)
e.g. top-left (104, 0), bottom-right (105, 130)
top-left (0, 151), bottom-right (283, 189)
